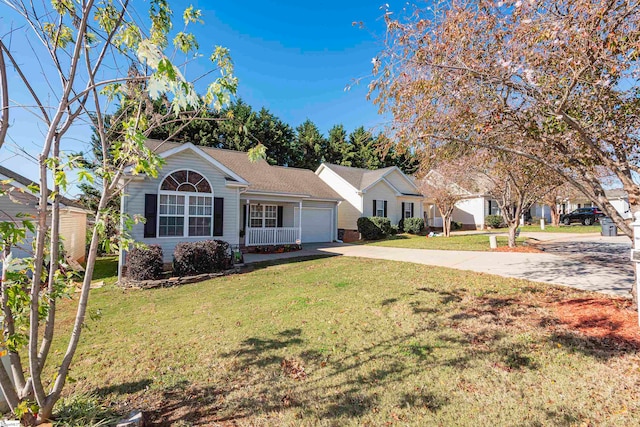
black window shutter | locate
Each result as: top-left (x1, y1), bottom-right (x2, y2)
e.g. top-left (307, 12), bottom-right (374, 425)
top-left (242, 204), bottom-right (247, 231)
top-left (383, 200), bottom-right (388, 217)
top-left (373, 200), bottom-right (376, 216)
top-left (213, 197), bottom-right (224, 236)
top-left (401, 202), bottom-right (405, 218)
top-left (277, 206), bottom-right (284, 227)
top-left (144, 194), bottom-right (157, 238)
top-left (410, 203), bottom-right (414, 217)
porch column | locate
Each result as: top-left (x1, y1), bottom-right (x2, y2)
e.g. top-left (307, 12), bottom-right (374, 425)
top-left (298, 201), bottom-right (302, 244)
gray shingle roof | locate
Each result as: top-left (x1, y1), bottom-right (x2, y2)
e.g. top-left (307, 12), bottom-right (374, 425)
top-left (0, 165), bottom-right (82, 208)
top-left (322, 163), bottom-right (396, 191)
top-left (146, 140), bottom-right (342, 200)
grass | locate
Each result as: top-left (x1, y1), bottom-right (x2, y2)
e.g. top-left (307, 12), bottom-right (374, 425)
top-left (358, 233), bottom-right (526, 251)
top-left (49, 256), bottom-right (640, 426)
top-left (495, 224), bottom-right (602, 233)
top-left (89, 256), bottom-right (119, 286)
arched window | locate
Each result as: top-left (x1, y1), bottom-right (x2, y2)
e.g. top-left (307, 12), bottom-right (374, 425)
top-left (158, 170), bottom-right (213, 237)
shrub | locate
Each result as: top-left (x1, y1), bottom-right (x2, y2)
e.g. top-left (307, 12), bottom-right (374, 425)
top-left (127, 245), bottom-right (163, 281)
top-left (485, 214), bottom-right (504, 228)
top-left (452, 221), bottom-right (462, 231)
top-left (173, 240), bottom-right (232, 276)
top-left (403, 217), bottom-right (425, 234)
top-left (389, 225), bottom-right (399, 236)
top-left (357, 216), bottom-right (392, 240)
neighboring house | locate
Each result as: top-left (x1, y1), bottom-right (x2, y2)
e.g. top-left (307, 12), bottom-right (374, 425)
top-left (558, 189), bottom-right (631, 220)
top-left (0, 166), bottom-right (88, 263)
top-left (315, 163), bottom-right (423, 239)
top-left (119, 140), bottom-right (342, 268)
top-left (421, 171), bottom-right (497, 230)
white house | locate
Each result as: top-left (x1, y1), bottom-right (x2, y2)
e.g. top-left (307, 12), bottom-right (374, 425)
top-left (119, 140), bottom-right (343, 268)
top-left (315, 163), bottom-right (424, 240)
top-left (558, 188), bottom-right (631, 220)
top-left (0, 166), bottom-right (88, 263)
top-left (421, 170), bottom-right (498, 230)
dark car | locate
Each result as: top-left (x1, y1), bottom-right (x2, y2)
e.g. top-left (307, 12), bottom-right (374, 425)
top-left (560, 207), bottom-right (604, 226)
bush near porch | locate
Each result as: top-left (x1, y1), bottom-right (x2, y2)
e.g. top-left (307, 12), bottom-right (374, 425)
top-left (58, 256), bottom-right (640, 425)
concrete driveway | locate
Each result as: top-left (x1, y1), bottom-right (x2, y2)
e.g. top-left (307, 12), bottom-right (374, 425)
top-left (244, 234), bottom-right (634, 298)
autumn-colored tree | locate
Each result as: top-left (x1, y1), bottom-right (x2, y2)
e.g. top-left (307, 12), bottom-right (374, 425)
top-left (482, 153), bottom-right (562, 247)
top-left (370, 0), bottom-right (640, 238)
top-left (420, 157), bottom-right (478, 237)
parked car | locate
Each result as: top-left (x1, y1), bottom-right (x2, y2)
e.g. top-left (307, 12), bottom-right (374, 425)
top-left (560, 207), bottom-right (604, 226)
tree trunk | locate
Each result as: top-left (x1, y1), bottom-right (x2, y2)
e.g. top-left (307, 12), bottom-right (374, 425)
top-left (549, 204), bottom-right (560, 227)
top-left (443, 215), bottom-right (452, 237)
top-left (508, 222), bottom-right (518, 248)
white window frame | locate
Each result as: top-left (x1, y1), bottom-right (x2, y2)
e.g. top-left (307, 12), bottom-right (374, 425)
top-left (404, 202), bottom-right (413, 219)
top-left (249, 204), bottom-right (278, 228)
top-left (375, 199), bottom-right (385, 217)
top-left (157, 169), bottom-right (214, 238)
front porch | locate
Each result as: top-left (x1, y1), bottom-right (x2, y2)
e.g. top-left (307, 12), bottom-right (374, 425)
top-left (241, 199), bottom-right (303, 247)
top-left (240, 196), bottom-right (338, 247)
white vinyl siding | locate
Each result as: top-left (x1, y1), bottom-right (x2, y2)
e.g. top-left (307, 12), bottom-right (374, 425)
top-left (384, 169), bottom-right (419, 195)
top-left (452, 197), bottom-right (486, 229)
top-left (316, 167), bottom-right (361, 229)
top-left (124, 149), bottom-right (240, 262)
top-left (364, 181), bottom-right (399, 224)
top-left (58, 209), bottom-right (87, 262)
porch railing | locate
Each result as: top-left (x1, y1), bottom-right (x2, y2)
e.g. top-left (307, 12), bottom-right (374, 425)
top-left (246, 227), bottom-right (299, 246)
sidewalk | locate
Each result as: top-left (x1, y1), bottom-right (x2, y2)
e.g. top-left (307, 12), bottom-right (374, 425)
top-left (244, 242), bottom-right (633, 298)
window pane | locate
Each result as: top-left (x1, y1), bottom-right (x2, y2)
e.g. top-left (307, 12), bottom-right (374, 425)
top-left (159, 216), bottom-right (184, 236)
top-left (177, 182), bottom-right (197, 192)
top-left (189, 217), bottom-right (211, 236)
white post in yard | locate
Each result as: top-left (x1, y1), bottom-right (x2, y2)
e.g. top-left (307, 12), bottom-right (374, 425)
top-left (540, 218), bottom-right (545, 230)
top-left (520, 214), bottom-right (525, 226)
top-left (631, 212), bottom-right (640, 326)
top-left (489, 235), bottom-right (497, 249)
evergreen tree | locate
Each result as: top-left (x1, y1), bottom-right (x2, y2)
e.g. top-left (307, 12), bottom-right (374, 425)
top-left (292, 119), bottom-right (327, 170)
top-left (326, 124), bottom-right (353, 165)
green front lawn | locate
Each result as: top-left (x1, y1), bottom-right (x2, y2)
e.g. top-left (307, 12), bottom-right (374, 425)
top-left (495, 224), bottom-right (602, 233)
top-left (359, 233), bottom-right (526, 251)
top-left (51, 257), bottom-right (640, 425)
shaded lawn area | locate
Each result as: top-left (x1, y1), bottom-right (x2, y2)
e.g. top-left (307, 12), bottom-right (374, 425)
top-left (359, 233), bottom-right (526, 251)
top-left (51, 257), bottom-right (640, 426)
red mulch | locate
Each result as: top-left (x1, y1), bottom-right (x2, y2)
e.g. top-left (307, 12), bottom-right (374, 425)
top-left (551, 297), bottom-right (640, 348)
top-left (493, 246), bottom-right (543, 253)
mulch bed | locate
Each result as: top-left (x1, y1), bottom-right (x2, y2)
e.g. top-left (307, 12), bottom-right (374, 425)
top-left (550, 297), bottom-right (640, 349)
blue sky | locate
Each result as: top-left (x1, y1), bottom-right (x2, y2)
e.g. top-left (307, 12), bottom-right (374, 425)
top-left (0, 0), bottom-right (391, 194)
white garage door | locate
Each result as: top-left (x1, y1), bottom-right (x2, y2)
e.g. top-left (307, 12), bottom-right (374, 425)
top-left (295, 208), bottom-right (333, 243)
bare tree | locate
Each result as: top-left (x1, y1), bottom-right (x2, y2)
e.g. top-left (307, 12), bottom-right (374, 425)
top-left (0, 0), bottom-right (237, 423)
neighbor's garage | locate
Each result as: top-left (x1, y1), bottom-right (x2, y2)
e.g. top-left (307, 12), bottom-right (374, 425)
top-left (295, 205), bottom-right (335, 243)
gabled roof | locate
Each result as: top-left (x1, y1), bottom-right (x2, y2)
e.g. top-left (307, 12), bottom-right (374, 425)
top-left (145, 140), bottom-right (342, 201)
top-left (318, 163), bottom-right (422, 196)
top-left (0, 165), bottom-right (83, 208)
top-left (605, 188), bottom-right (627, 199)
